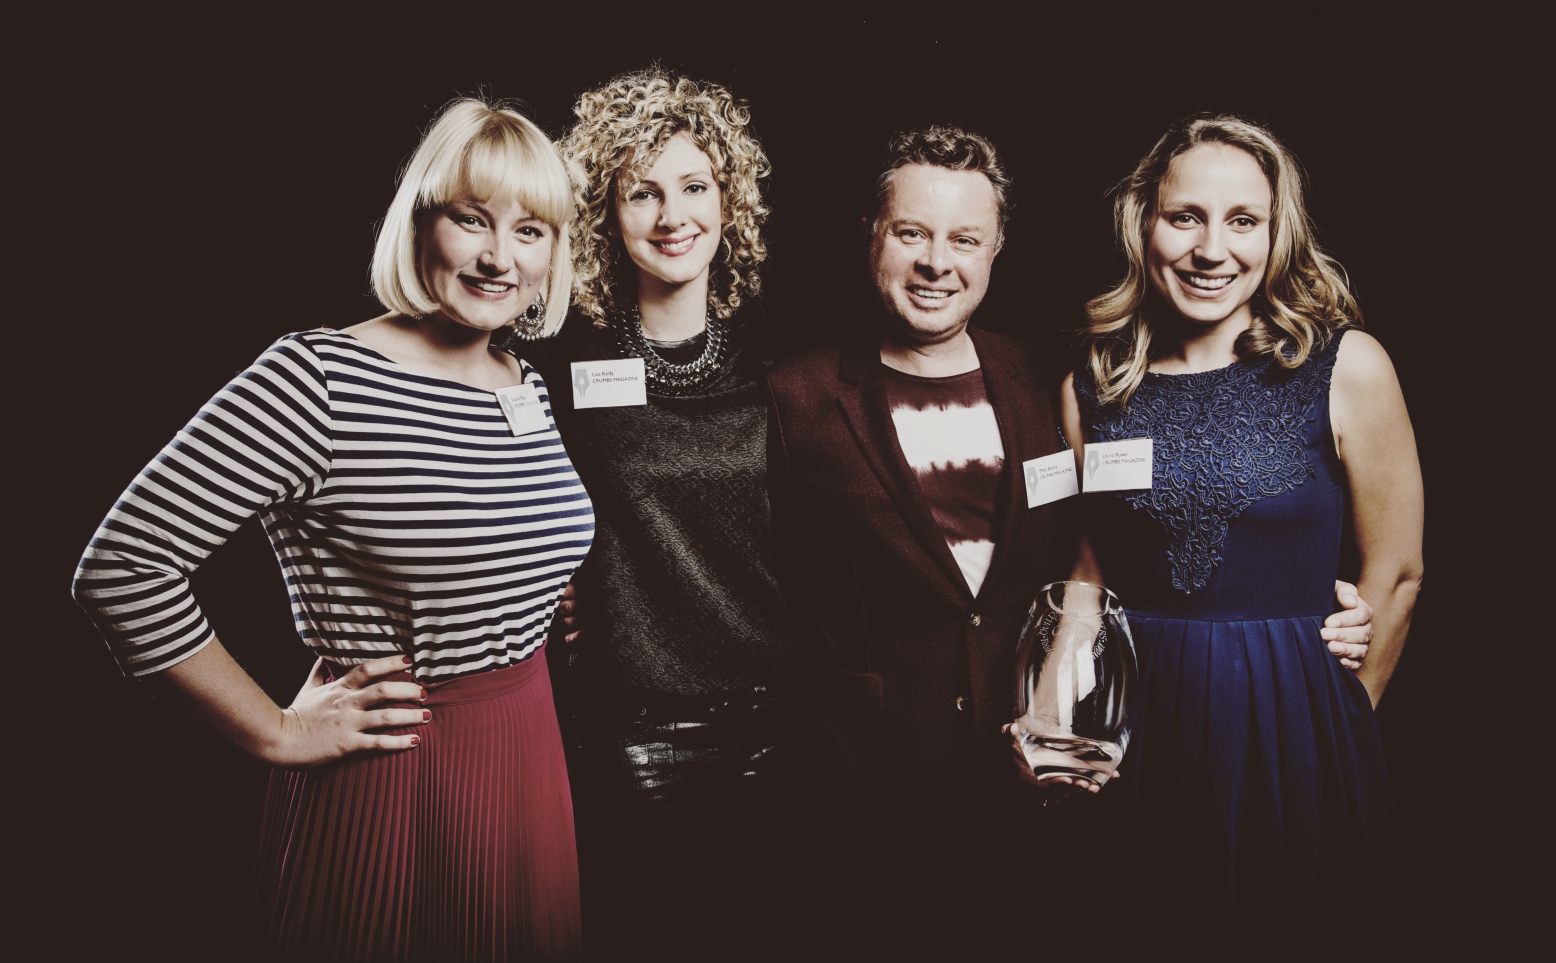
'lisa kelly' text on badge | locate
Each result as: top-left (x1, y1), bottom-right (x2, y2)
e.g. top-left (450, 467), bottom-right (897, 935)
top-left (495, 383), bottom-right (550, 437)
top-left (572, 359), bottom-right (647, 409)
top-left (1023, 451), bottom-right (1079, 508)
top-left (1083, 438), bottom-right (1153, 491)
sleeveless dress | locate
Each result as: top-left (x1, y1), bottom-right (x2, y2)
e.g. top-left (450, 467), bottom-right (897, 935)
top-left (1074, 331), bottom-right (1390, 914)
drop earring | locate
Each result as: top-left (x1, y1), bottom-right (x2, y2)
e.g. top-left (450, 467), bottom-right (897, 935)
top-left (512, 294), bottom-right (545, 339)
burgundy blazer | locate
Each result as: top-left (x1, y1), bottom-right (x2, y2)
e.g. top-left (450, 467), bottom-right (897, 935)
top-left (765, 327), bottom-right (1079, 809)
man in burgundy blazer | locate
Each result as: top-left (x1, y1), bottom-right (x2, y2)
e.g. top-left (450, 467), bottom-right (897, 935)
top-left (765, 127), bottom-right (1079, 823)
top-left (764, 127), bottom-right (1079, 951)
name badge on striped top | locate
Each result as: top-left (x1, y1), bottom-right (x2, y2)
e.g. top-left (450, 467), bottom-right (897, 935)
top-left (495, 383), bottom-right (550, 436)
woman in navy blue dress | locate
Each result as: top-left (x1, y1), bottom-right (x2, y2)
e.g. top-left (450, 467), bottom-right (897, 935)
top-left (1062, 116), bottom-right (1423, 924)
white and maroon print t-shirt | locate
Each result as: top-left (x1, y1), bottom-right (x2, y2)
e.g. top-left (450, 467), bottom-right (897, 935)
top-left (881, 364), bottom-right (1005, 595)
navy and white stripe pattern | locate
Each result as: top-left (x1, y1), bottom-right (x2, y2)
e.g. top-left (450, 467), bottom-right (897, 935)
top-left (74, 330), bottom-right (595, 681)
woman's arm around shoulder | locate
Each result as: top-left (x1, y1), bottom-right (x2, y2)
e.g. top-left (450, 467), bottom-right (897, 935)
top-left (1330, 330), bottom-right (1425, 706)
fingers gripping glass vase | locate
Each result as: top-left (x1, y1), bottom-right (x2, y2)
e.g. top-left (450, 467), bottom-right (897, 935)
top-left (1012, 581), bottom-right (1137, 789)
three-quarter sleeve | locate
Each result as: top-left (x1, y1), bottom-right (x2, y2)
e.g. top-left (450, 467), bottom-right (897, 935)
top-left (72, 334), bottom-right (333, 676)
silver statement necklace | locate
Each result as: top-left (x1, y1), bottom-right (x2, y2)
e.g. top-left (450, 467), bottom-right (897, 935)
top-left (612, 303), bottom-right (726, 396)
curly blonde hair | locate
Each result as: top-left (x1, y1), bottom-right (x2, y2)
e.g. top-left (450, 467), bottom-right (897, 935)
top-left (560, 68), bottom-right (770, 326)
top-left (1083, 115), bottom-right (1362, 407)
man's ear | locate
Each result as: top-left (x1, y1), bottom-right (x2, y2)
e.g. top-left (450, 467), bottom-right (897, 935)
top-left (993, 233), bottom-right (1005, 257)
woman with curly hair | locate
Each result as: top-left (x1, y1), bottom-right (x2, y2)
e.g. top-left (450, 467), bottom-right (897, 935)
top-left (516, 69), bottom-right (802, 954)
top-left (73, 98), bottom-right (592, 960)
top-left (1062, 115), bottom-right (1423, 924)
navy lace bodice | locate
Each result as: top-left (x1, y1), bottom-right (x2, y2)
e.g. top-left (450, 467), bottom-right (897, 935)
top-left (1074, 333), bottom-right (1347, 619)
top-left (1080, 328), bottom-right (1390, 901)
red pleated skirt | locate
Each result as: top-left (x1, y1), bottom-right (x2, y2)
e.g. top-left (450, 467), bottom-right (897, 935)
top-left (252, 651), bottom-right (581, 962)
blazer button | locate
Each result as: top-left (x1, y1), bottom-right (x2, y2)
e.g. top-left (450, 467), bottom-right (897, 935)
top-left (955, 696), bottom-right (967, 711)
top-left (968, 613), bottom-right (982, 627)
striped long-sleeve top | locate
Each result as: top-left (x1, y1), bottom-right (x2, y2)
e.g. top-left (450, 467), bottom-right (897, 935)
top-left (72, 330), bottom-right (596, 682)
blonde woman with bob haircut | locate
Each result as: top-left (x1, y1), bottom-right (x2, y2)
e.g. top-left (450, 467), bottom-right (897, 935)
top-left (73, 97), bottom-right (594, 961)
top-left (1061, 114), bottom-right (1423, 921)
top-left (515, 69), bottom-right (803, 957)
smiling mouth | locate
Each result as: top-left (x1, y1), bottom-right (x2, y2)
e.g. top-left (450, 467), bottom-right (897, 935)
top-left (652, 234), bottom-right (700, 256)
top-left (1177, 271), bottom-right (1236, 291)
top-left (908, 285), bottom-right (953, 301)
top-left (463, 277), bottom-right (515, 296)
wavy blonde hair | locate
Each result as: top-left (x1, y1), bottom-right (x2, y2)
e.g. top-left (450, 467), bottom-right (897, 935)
top-left (560, 68), bottom-right (770, 326)
top-left (1083, 115), bottom-right (1362, 407)
top-left (372, 98), bottom-right (574, 337)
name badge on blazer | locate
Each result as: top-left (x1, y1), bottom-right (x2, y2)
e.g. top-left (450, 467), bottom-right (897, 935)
top-left (571, 359), bottom-right (648, 409)
top-left (1082, 438), bottom-right (1153, 491)
top-left (1023, 451), bottom-right (1079, 508)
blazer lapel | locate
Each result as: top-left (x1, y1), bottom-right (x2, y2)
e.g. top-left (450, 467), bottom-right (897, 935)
top-left (974, 327), bottom-right (1054, 597)
top-left (835, 343), bottom-right (973, 603)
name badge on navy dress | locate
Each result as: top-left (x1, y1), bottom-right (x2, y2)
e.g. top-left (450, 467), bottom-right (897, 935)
top-left (1083, 438), bottom-right (1153, 491)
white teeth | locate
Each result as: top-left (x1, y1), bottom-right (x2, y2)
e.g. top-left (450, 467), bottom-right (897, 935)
top-left (910, 288), bottom-right (951, 299)
top-left (471, 280), bottom-right (510, 293)
top-left (1185, 274), bottom-right (1234, 290)
top-left (655, 236), bottom-right (696, 254)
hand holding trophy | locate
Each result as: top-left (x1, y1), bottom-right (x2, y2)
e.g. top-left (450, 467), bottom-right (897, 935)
top-left (1009, 581), bottom-right (1137, 797)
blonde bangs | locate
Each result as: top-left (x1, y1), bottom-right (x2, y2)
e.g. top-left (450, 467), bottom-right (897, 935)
top-left (420, 125), bottom-right (573, 228)
top-left (373, 98), bottom-right (575, 332)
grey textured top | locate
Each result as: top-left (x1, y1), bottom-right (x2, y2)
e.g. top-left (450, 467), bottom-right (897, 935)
top-left (515, 315), bottom-right (798, 702)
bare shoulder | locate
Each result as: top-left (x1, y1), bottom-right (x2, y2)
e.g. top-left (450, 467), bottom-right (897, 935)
top-left (1057, 371), bottom-right (1087, 449)
top-left (1333, 329), bottom-right (1399, 390)
top-left (1330, 329), bottom-right (1413, 450)
top-left (1058, 370), bottom-right (1082, 416)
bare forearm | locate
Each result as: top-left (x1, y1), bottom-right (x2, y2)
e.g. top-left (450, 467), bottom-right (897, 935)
top-left (159, 642), bottom-right (428, 767)
top-left (1354, 572), bottom-right (1423, 707)
top-left (158, 639), bottom-right (290, 762)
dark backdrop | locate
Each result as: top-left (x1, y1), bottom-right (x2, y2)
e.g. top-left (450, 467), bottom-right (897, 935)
top-left (29, 16), bottom-right (1526, 957)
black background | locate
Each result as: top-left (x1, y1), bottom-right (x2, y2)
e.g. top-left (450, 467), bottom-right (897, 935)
top-left (27, 15), bottom-right (1530, 957)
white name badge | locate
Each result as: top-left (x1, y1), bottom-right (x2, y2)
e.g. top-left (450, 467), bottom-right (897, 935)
top-left (571, 359), bottom-right (647, 409)
top-left (495, 383), bottom-right (551, 436)
top-left (1023, 451), bottom-right (1079, 508)
top-left (1083, 438), bottom-right (1154, 491)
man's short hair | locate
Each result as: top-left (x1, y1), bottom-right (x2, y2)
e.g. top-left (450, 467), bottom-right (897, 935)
top-left (871, 126), bottom-right (1012, 237)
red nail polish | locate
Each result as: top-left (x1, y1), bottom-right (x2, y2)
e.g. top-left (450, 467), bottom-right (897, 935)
top-left (422, 709), bottom-right (431, 721)
top-left (402, 655), bottom-right (413, 665)
top-left (410, 735), bottom-right (420, 746)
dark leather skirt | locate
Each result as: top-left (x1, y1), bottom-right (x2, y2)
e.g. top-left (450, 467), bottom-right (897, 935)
top-left (569, 685), bottom-right (789, 835)
top-left (563, 685), bottom-right (807, 958)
